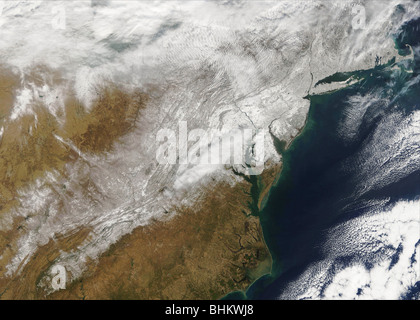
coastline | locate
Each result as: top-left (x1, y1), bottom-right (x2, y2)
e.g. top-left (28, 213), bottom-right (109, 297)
top-left (39, 176), bottom-right (274, 300)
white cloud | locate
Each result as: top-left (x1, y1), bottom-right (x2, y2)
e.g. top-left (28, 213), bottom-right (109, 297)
top-left (279, 199), bottom-right (420, 300)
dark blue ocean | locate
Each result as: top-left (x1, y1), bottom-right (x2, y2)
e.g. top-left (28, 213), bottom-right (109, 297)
top-left (228, 16), bottom-right (420, 300)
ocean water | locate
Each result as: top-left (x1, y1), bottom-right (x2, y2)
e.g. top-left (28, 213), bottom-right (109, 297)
top-left (239, 17), bottom-right (420, 300)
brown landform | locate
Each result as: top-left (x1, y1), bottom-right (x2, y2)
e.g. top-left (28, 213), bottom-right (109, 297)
top-left (0, 66), bottom-right (147, 213)
top-left (0, 166), bottom-right (278, 299)
top-left (0, 67), bottom-right (147, 297)
top-left (0, 66), bottom-right (280, 300)
top-left (47, 168), bottom-right (278, 300)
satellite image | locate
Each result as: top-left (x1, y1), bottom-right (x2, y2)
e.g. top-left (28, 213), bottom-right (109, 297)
top-left (0, 0), bottom-right (419, 304)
